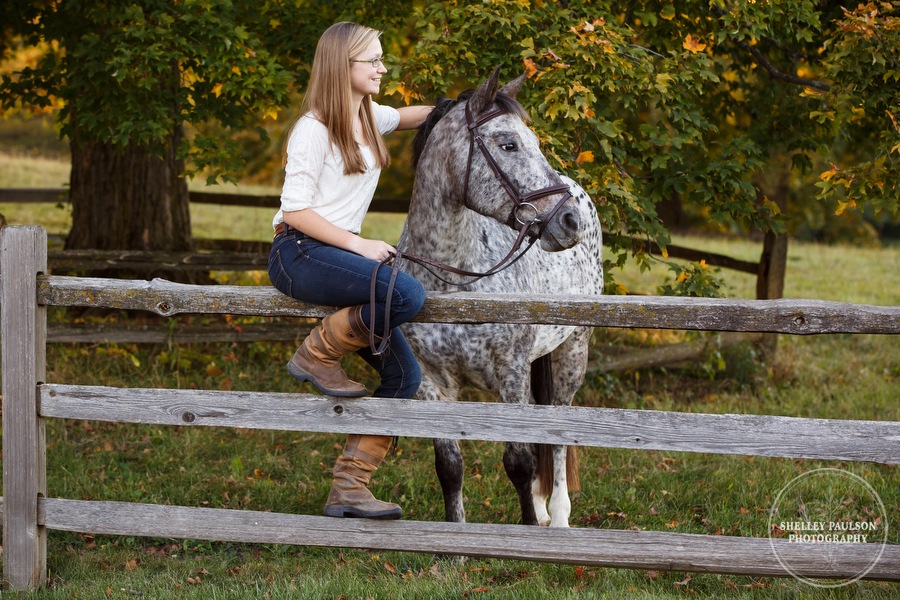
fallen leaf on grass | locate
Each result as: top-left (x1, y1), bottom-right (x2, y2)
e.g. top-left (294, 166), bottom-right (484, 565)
top-left (384, 561), bottom-right (397, 574)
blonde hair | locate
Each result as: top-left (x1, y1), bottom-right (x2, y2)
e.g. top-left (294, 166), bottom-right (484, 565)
top-left (283, 21), bottom-right (391, 174)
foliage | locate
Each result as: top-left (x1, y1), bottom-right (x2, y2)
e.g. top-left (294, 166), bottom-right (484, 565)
top-left (388, 0), bottom-right (900, 286)
top-left (2, 1), bottom-right (899, 283)
top-left (657, 259), bottom-right (724, 298)
top-left (816, 2), bottom-right (900, 218)
top-left (0, 1), bottom-right (396, 184)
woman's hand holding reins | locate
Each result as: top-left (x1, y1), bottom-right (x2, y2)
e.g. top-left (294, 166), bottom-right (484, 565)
top-left (351, 237), bottom-right (398, 262)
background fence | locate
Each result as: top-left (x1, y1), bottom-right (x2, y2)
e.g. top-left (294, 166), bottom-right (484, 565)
top-left (2, 225), bottom-right (898, 590)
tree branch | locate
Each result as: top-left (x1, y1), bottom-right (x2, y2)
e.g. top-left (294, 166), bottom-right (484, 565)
top-left (735, 39), bottom-right (831, 92)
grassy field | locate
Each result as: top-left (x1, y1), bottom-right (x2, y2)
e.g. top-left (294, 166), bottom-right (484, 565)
top-left (1, 154), bottom-right (898, 598)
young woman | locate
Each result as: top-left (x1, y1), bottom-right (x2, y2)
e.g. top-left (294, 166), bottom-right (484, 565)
top-left (268, 22), bottom-right (432, 520)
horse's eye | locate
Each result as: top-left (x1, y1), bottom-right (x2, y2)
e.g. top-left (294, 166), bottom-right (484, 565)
top-left (499, 141), bottom-right (518, 152)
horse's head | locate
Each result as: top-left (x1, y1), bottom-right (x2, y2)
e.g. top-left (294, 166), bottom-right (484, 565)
top-left (413, 68), bottom-right (585, 252)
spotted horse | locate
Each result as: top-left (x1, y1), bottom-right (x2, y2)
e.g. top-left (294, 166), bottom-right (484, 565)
top-left (397, 69), bottom-right (604, 528)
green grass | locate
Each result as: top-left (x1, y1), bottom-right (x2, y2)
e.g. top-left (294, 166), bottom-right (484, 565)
top-left (2, 154), bottom-right (899, 598)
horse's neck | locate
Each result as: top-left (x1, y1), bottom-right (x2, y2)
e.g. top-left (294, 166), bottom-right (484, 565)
top-left (405, 192), bottom-right (516, 264)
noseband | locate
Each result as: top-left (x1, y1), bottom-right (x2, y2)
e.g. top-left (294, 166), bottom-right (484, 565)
top-left (368, 99), bottom-right (574, 355)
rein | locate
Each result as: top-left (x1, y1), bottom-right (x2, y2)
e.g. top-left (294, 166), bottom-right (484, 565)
top-left (367, 100), bottom-right (573, 356)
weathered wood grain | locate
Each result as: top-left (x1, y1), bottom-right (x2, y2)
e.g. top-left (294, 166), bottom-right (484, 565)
top-left (48, 250), bottom-right (268, 272)
top-left (3, 225), bottom-right (899, 590)
top-left (39, 384), bottom-right (900, 464)
top-left (37, 277), bottom-right (900, 334)
top-left (39, 498), bottom-right (900, 581)
top-left (45, 321), bottom-right (311, 344)
top-left (1, 226), bottom-right (48, 590)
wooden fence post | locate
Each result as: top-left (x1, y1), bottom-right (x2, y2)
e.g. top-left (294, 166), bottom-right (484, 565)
top-left (1, 226), bottom-right (48, 590)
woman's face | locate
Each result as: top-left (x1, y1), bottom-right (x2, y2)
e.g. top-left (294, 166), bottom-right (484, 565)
top-left (349, 38), bottom-right (387, 101)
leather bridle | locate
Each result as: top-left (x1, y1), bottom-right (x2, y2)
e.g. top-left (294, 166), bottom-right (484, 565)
top-left (369, 99), bottom-right (574, 355)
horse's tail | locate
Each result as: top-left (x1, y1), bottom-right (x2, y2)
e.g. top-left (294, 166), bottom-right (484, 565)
top-left (531, 354), bottom-right (581, 496)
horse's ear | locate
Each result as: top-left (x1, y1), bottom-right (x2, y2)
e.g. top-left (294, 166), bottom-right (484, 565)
top-left (468, 66), bottom-right (502, 115)
top-left (499, 72), bottom-right (527, 100)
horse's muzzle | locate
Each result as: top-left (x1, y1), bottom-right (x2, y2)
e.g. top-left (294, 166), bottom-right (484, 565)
top-left (537, 201), bottom-right (583, 252)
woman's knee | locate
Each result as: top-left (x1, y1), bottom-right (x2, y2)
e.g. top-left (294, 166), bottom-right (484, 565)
top-left (393, 275), bottom-right (426, 322)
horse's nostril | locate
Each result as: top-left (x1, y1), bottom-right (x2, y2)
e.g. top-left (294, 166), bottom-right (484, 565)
top-left (562, 208), bottom-right (580, 233)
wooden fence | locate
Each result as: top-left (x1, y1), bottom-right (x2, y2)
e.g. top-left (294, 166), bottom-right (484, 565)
top-left (2, 225), bottom-right (899, 590)
top-left (1, 187), bottom-right (787, 367)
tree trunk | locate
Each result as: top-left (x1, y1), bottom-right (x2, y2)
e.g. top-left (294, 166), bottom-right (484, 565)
top-left (66, 123), bottom-right (194, 280)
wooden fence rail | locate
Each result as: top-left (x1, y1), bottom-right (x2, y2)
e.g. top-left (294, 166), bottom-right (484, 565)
top-left (3, 225), bottom-right (899, 590)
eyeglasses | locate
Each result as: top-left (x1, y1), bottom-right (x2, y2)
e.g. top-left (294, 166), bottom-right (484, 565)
top-left (349, 57), bottom-right (384, 68)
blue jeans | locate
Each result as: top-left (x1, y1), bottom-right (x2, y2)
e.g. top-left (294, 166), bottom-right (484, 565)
top-left (269, 229), bottom-right (425, 399)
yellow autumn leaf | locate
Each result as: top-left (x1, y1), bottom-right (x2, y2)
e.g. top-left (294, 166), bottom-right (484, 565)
top-left (683, 34), bottom-right (707, 53)
top-left (676, 272), bottom-right (689, 283)
top-left (835, 198), bottom-right (856, 216)
top-left (231, 65), bottom-right (241, 76)
top-left (212, 83), bottom-right (223, 98)
top-left (598, 38), bottom-right (616, 53)
top-left (262, 106), bottom-right (279, 120)
top-left (819, 166), bottom-right (840, 182)
top-left (575, 150), bottom-right (594, 164)
top-left (762, 198), bottom-right (782, 215)
top-left (523, 57), bottom-right (538, 78)
top-left (395, 83), bottom-right (420, 104)
top-left (569, 83), bottom-right (589, 96)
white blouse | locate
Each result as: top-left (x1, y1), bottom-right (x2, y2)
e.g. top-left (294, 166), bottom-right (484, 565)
top-left (273, 102), bottom-right (401, 233)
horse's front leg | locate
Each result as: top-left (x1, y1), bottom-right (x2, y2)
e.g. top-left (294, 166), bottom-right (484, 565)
top-left (434, 437), bottom-right (465, 523)
top-left (503, 441), bottom-right (539, 526)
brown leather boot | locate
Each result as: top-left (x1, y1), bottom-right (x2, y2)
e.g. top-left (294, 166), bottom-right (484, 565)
top-left (287, 306), bottom-right (369, 397)
top-left (323, 434), bottom-right (402, 519)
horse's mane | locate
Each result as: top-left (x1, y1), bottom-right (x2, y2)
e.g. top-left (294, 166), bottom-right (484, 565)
top-left (411, 89), bottom-right (528, 169)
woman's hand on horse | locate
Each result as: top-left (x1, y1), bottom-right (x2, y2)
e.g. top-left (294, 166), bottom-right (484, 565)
top-left (352, 237), bottom-right (398, 262)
